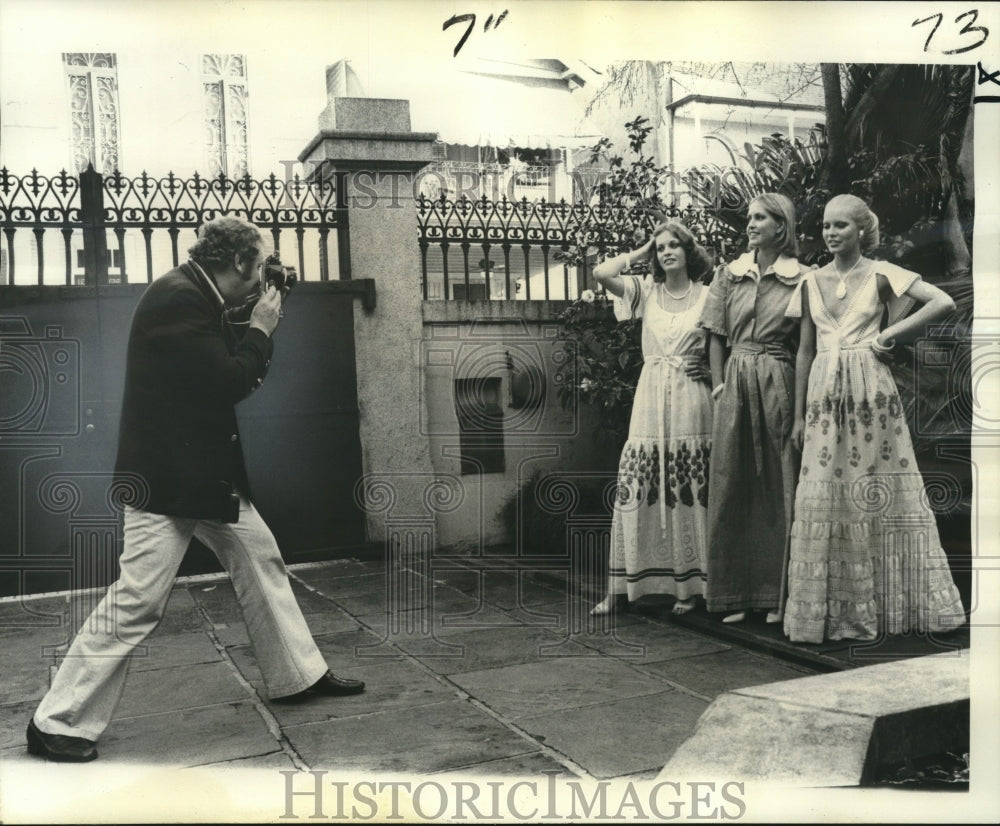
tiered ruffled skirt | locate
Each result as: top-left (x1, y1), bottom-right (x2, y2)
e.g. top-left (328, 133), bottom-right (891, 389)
top-left (783, 349), bottom-right (966, 642)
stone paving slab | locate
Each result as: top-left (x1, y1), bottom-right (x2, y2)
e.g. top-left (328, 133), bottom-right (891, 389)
top-left (186, 578), bottom-right (354, 625)
top-left (292, 560), bottom-right (377, 579)
top-left (500, 598), bottom-right (648, 631)
top-left (100, 701), bottom-right (277, 766)
top-left (226, 628), bottom-right (409, 688)
top-left (290, 579), bottom-right (355, 615)
top-left (261, 659), bottom-right (461, 725)
top-left (0, 596), bottom-right (70, 635)
top-left (517, 690), bottom-right (711, 779)
top-left (354, 601), bottom-right (527, 639)
top-left (327, 587), bottom-right (396, 616)
top-left (199, 749), bottom-right (298, 770)
top-left (213, 621), bottom-right (253, 647)
top-left (209, 609), bottom-right (366, 648)
top-left (291, 570), bottom-right (387, 599)
top-left (157, 587), bottom-right (212, 635)
top-left (187, 582), bottom-right (245, 625)
top-left (427, 583), bottom-right (522, 615)
top-left (492, 601), bottom-right (565, 630)
top-left (450, 657), bottom-right (671, 720)
top-left (312, 627), bottom-right (408, 663)
top-left (300, 610), bottom-right (366, 637)
top-left (283, 699), bottom-right (539, 773)
top-left (0, 699), bottom-right (36, 750)
top-left (429, 750), bottom-right (575, 777)
top-left (421, 567), bottom-right (484, 595)
top-left (129, 630), bottom-right (222, 672)
top-left (115, 661), bottom-right (250, 718)
top-left (0, 627), bottom-right (60, 704)
top-left (643, 647), bottom-right (815, 699)
top-left (430, 569), bottom-right (567, 610)
top-left (574, 619), bottom-right (732, 665)
top-left (394, 626), bottom-right (592, 675)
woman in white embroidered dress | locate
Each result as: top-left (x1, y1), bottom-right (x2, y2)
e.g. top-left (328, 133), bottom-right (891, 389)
top-left (783, 194), bottom-right (966, 642)
top-left (590, 221), bottom-right (714, 616)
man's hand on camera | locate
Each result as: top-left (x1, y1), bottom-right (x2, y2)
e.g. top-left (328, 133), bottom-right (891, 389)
top-left (249, 286), bottom-right (283, 336)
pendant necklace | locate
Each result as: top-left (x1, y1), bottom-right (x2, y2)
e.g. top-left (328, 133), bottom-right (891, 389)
top-left (833, 255), bottom-right (863, 300)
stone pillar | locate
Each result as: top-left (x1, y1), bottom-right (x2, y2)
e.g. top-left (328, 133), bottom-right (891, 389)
top-left (298, 98), bottom-right (437, 542)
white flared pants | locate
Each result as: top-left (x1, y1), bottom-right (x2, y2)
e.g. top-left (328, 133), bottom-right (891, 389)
top-left (33, 496), bottom-right (328, 741)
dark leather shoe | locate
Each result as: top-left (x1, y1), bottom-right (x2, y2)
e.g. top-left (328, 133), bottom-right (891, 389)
top-left (26, 718), bottom-right (98, 762)
top-left (272, 671), bottom-right (366, 703)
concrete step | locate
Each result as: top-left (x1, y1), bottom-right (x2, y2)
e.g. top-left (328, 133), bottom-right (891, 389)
top-left (659, 649), bottom-right (969, 787)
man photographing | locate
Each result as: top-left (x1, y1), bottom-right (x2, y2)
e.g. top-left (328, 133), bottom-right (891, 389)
top-left (27, 215), bottom-right (364, 763)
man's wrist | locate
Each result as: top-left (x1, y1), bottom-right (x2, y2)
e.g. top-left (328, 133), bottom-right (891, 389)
top-left (249, 321), bottom-right (271, 337)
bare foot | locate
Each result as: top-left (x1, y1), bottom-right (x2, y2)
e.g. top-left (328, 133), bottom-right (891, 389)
top-left (591, 596), bottom-right (615, 616)
top-left (722, 611), bottom-right (746, 624)
top-left (672, 597), bottom-right (696, 615)
top-left (765, 610), bottom-right (782, 624)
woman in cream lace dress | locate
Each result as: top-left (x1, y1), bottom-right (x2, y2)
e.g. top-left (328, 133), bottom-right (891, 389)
top-left (783, 194), bottom-right (966, 643)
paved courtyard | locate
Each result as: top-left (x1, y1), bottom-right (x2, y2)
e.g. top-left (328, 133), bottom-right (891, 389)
top-left (1, 555), bottom-right (825, 778)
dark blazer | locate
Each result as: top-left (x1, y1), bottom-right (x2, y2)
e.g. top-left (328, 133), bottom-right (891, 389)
top-left (114, 262), bottom-right (273, 520)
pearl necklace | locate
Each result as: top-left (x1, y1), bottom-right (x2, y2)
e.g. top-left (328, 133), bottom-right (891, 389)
top-left (660, 282), bottom-right (697, 328)
top-left (833, 255), bottom-right (863, 300)
top-left (663, 281), bottom-right (692, 301)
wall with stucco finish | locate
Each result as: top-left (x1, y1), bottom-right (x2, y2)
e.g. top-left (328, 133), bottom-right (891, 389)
top-left (299, 99), bottom-right (615, 552)
top-left (421, 301), bottom-right (617, 552)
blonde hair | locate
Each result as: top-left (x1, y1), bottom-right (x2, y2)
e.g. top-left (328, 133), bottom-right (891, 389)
top-left (749, 193), bottom-right (798, 257)
top-left (825, 194), bottom-right (880, 252)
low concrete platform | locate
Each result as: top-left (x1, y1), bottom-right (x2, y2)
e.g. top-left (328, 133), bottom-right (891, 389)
top-left (660, 648), bottom-right (969, 787)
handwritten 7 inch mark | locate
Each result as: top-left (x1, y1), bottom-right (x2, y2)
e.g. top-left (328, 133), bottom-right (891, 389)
top-left (443, 10), bottom-right (509, 57)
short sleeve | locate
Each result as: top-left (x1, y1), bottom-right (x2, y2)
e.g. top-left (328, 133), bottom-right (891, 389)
top-left (784, 273), bottom-right (809, 318)
top-left (877, 262), bottom-right (921, 325)
top-left (697, 264), bottom-right (730, 338)
top-left (612, 275), bottom-right (646, 321)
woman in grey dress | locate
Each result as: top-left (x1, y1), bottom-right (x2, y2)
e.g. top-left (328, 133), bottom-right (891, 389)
top-left (698, 193), bottom-right (811, 623)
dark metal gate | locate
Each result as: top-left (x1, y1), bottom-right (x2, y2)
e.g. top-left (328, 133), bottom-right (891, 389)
top-left (1, 166), bottom-right (369, 598)
top-left (0, 283), bottom-right (369, 597)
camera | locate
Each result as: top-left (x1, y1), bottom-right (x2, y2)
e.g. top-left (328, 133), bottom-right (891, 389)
top-left (263, 253), bottom-right (297, 297)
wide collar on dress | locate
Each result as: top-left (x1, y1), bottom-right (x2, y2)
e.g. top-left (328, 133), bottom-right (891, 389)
top-left (728, 251), bottom-right (803, 286)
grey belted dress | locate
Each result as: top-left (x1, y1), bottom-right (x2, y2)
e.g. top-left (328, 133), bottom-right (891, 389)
top-left (697, 252), bottom-right (810, 613)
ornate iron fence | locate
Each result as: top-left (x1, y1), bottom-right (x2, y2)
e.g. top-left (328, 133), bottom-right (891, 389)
top-left (416, 194), bottom-right (742, 301)
top-left (0, 165), bottom-right (348, 286)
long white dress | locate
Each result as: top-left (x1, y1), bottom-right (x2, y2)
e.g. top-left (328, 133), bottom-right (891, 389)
top-left (782, 262), bottom-right (966, 642)
top-left (605, 275), bottom-right (714, 602)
